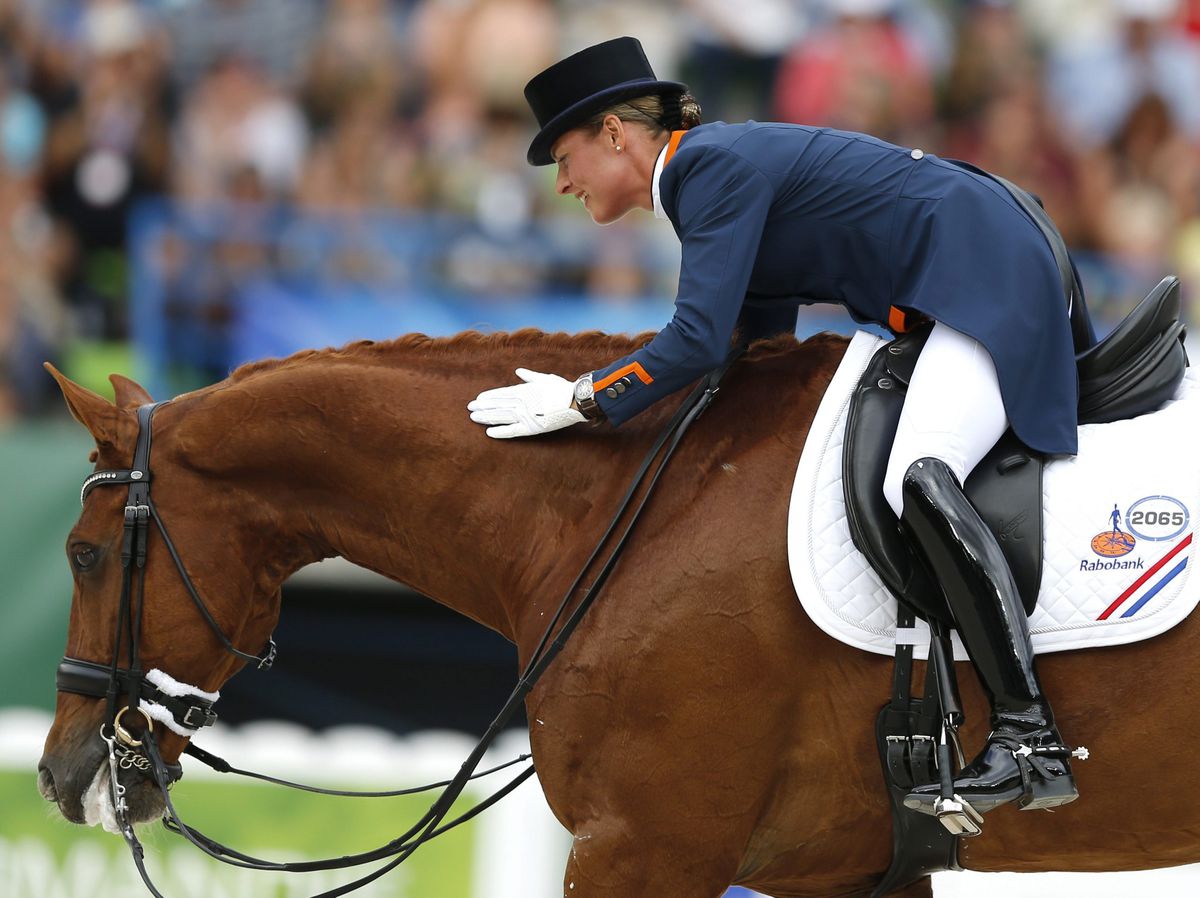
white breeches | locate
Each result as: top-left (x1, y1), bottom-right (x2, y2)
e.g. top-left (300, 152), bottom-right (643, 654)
top-left (882, 322), bottom-right (1010, 519)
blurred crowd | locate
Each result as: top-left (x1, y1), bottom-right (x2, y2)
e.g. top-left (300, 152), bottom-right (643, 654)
top-left (3, 0), bottom-right (1200, 419)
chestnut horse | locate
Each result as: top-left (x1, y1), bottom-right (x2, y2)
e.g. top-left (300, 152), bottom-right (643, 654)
top-left (38, 330), bottom-right (1200, 898)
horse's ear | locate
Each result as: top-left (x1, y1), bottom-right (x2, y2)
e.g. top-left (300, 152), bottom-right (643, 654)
top-left (109, 373), bottom-right (154, 409)
top-left (44, 362), bottom-right (125, 450)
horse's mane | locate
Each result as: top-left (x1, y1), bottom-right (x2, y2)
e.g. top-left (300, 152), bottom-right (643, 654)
top-left (229, 328), bottom-right (843, 382)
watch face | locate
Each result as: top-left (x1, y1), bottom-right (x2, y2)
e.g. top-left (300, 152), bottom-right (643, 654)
top-left (575, 377), bottom-right (594, 401)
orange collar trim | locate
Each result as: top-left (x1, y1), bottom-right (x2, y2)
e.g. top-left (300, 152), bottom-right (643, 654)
top-left (662, 130), bottom-right (686, 168)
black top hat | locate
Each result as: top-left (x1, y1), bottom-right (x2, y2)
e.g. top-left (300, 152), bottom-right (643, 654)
top-left (523, 37), bottom-right (687, 166)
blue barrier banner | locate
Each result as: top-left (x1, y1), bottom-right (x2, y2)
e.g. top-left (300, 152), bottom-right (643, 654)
top-left (126, 199), bottom-right (868, 400)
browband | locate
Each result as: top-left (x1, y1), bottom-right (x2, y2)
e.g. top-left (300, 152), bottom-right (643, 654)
top-left (81, 469), bottom-right (150, 507)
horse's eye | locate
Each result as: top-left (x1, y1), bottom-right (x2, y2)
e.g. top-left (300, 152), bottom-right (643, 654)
top-left (72, 546), bottom-right (98, 571)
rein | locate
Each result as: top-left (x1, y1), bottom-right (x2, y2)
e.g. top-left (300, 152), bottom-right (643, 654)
top-left (61, 352), bottom-right (740, 896)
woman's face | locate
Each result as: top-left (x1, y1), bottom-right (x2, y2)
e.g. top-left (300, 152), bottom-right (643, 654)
top-left (550, 118), bottom-right (648, 225)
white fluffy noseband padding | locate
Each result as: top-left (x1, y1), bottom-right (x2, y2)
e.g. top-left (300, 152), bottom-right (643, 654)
top-left (143, 668), bottom-right (220, 736)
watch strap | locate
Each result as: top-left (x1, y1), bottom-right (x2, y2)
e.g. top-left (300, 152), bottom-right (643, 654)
top-left (573, 373), bottom-right (603, 420)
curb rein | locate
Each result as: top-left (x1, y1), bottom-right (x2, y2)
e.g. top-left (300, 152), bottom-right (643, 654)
top-left (59, 353), bottom-right (741, 898)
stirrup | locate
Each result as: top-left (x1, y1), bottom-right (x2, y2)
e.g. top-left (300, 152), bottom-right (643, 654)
top-left (901, 791), bottom-right (984, 837)
top-left (904, 738), bottom-right (1089, 821)
top-left (935, 795), bottom-right (984, 837)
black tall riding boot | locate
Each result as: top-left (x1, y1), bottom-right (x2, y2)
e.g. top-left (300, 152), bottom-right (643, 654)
top-left (900, 458), bottom-right (1080, 815)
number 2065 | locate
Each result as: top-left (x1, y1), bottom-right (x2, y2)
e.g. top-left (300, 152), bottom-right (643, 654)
top-left (1129, 510), bottom-right (1187, 527)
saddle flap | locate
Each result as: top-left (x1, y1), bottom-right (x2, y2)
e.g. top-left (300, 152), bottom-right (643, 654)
top-left (841, 327), bottom-right (937, 613)
top-left (842, 330), bottom-right (1044, 624)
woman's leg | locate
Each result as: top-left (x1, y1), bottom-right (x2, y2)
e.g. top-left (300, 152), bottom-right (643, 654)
top-left (882, 322), bottom-right (1008, 519)
top-left (882, 323), bottom-right (1079, 817)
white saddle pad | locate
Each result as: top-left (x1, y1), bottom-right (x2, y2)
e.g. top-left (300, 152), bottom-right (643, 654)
top-left (788, 331), bottom-right (1200, 660)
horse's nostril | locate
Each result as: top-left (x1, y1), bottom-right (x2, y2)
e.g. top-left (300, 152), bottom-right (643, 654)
top-left (37, 766), bottom-right (59, 803)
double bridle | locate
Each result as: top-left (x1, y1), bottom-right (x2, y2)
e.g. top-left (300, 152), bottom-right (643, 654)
top-left (51, 353), bottom-right (739, 897)
top-left (54, 400), bottom-right (535, 896)
top-left (57, 402), bottom-right (276, 761)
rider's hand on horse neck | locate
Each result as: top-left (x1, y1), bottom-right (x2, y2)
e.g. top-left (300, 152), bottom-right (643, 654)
top-left (468, 368), bottom-right (585, 439)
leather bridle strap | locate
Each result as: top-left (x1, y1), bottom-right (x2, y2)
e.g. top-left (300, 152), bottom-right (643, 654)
top-left (57, 658), bottom-right (218, 732)
top-left (63, 401), bottom-right (276, 738)
top-left (146, 494), bottom-right (278, 669)
top-left (80, 404), bottom-right (276, 672)
top-left (103, 402), bottom-right (158, 738)
top-left (180, 740), bottom-right (531, 797)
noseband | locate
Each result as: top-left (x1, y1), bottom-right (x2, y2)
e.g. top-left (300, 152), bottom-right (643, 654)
top-left (56, 402), bottom-right (276, 771)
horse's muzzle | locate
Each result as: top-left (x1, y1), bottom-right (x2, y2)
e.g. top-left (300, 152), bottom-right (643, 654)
top-left (38, 724), bottom-right (173, 829)
top-left (37, 745), bottom-right (102, 824)
top-left (40, 751), bottom-right (169, 829)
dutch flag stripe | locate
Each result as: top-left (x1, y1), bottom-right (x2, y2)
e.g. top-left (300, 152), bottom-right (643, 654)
top-left (1097, 532), bottom-right (1193, 621)
top-left (1121, 557), bottom-right (1189, 619)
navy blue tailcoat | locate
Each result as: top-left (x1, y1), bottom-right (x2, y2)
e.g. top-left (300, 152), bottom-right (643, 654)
top-left (591, 122), bottom-right (1082, 456)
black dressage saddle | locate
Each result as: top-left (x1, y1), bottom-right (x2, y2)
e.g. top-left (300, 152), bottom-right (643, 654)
top-left (844, 275), bottom-right (1188, 626)
top-left (854, 164), bottom-right (1189, 898)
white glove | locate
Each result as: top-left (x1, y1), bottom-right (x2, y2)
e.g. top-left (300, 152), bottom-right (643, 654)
top-left (468, 368), bottom-right (586, 439)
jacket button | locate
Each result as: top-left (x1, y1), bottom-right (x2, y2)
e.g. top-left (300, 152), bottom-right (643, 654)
top-left (620, 377), bottom-right (631, 387)
top-left (910, 148), bottom-right (925, 160)
top-left (605, 387), bottom-right (618, 399)
top-left (615, 383), bottom-right (626, 394)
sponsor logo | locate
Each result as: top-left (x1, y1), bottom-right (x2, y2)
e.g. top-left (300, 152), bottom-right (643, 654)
top-left (1080, 556), bottom-right (1145, 572)
top-left (1124, 495), bottom-right (1190, 542)
top-left (1090, 502), bottom-right (1136, 558)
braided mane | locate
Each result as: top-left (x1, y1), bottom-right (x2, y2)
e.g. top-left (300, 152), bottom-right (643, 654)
top-left (228, 328), bottom-right (834, 381)
top-left (229, 330), bottom-right (650, 380)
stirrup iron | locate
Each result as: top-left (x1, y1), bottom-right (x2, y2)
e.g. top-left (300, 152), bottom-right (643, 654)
top-left (934, 794), bottom-right (983, 837)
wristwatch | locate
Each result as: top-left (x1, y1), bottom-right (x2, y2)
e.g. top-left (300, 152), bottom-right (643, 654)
top-left (572, 373), bottom-right (603, 420)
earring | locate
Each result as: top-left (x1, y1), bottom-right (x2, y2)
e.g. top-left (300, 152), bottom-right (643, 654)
top-left (615, 145), bottom-right (622, 152)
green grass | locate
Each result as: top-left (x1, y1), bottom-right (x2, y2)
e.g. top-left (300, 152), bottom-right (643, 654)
top-left (0, 769), bottom-right (477, 897)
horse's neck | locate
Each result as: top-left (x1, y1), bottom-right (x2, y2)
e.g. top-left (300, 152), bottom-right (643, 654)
top-left (184, 353), bottom-right (656, 645)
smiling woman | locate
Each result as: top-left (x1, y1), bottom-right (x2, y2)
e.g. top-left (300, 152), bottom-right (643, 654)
top-left (547, 92), bottom-right (701, 226)
top-left (470, 32), bottom-right (1103, 838)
